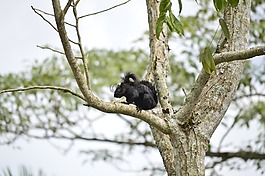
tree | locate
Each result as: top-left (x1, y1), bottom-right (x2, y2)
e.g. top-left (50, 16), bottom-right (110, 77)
top-left (1, 0), bottom-right (265, 175)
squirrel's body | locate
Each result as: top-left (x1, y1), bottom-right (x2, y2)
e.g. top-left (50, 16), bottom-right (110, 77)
top-left (114, 73), bottom-right (158, 111)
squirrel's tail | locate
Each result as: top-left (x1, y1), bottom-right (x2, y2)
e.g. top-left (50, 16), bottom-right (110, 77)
top-left (122, 72), bottom-right (139, 83)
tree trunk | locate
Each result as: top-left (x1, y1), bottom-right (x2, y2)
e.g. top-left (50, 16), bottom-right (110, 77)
top-left (145, 0), bottom-right (251, 175)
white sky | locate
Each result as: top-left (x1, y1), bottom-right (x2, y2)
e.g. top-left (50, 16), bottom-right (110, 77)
top-left (0, 0), bottom-right (262, 176)
top-left (0, 0), bottom-right (148, 74)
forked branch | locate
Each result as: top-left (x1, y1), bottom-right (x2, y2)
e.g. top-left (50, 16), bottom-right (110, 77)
top-left (176, 45), bottom-right (265, 125)
top-left (51, 0), bottom-right (170, 134)
top-left (31, 6), bottom-right (58, 32)
top-left (72, 1), bottom-right (91, 89)
top-left (78, 0), bottom-right (131, 19)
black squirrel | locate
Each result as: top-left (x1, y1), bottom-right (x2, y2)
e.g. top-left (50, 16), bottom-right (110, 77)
top-left (114, 73), bottom-right (158, 111)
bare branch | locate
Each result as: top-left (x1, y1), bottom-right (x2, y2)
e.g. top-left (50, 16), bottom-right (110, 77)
top-left (32, 6), bottom-right (54, 17)
top-left (37, 45), bottom-right (65, 55)
top-left (217, 109), bottom-right (242, 152)
top-left (65, 21), bottom-right (76, 27)
top-left (234, 93), bottom-right (265, 101)
top-left (73, 0), bottom-right (80, 6)
top-left (31, 6), bottom-right (58, 32)
top-left (37, 45), bottom-right (82, 59)
top-left (68, 39), bottom-right (79, 45)
top-left (26, 133), bottom-right (156, 147)
top-left (0, 86), bottom-right (86, 101)
top-left (207, 150), bottom-right (265, 161)
top-left (63, 0), bottom-right (73, 15)
top-left (72, 2), bottom-right (91, 89)
top-left (214, 45), bottom-right (265, 65)
top-left (78, 0), bottom-right (131, 19)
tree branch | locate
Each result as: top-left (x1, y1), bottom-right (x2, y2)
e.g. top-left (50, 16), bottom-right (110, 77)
top-left (72, 1), bottom-right (91, 90)
top-left (51, 0), bottom-right (170, 134)
top-left (175, 45), bottom-right (265, 125)
top-left (217, 109), bottom-right (242, 152)
top-left (25, 133), bottom-right (156, 147)
top-left (0, 86), bottom-right (86, 101)
top-left (207, 150), bottom-right (265, 161)
top-left (63, 0), bottom-right (73, 15)
top-left (37, 45), bottom-right (65, 55)
top-left (31, 6), bottom-right (58, 32)
top-left (233, 93), bottom-right (265, 101)
top-left (175, 70), bottom-right (210, 125)
top-left (214, 45), bottom-right (265, 65)
top-left (78, 0), bottom-right (131, 19)
top-left (37, 45), bottom-right (83, 59)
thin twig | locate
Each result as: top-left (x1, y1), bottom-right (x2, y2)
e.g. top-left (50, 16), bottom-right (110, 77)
top-left (24, 132), bottom-right (156, 147)
top-left (214, 45), bottom-right (265, 65)
top-left (37, 45), bottom-right (82, 59)
top-left (31, 6), bottom-right (58, 32)
top-left (32, 6), bottom-right (75, 28)
top-left (0, 86), bottom-right (86, 101)
top-left (78, 0), bottom-right (131, 19)
top-left (217, 109), bottom-right (242, 152)
top-left (68, 38), bottom-right (79, 45)
top-left (74, 0), bottom-right (80, 6)
top-left (65, 21), bottom-right (76, 27)
top-left (73, 2), bottom-right (91, 89)
top-left (233, 93), bottom-right (265, 101)
top-left (63, 0), bottom-right (73, 15)
top-left (207, 150), bottom-right (265, 161)
top-left (37, 45), bottom-right (65, 55)
top-left (32, 6), bottom-right (54, 17)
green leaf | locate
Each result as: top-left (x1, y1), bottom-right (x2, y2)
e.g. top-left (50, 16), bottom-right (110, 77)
top-left (166, 16), bottom-right (174, 32)
top-left (160, 0), bottom-right (172, 14)
top-left (200, 47), bottom-right (216, 74)
top-left (168, 11), bottom-right (184, 35)
top-left (228, 0), bottom-right (239, 8)
top-left (219, 18), bottom-right (230, 40)
top-left (156, 0), bottom-right (172, 39)
top-left (156, 15), bottom-right (166, 39)
top-left (178, 0), bottom-right (182, 14)
top-left (213, 0), bottom-right (225, 11)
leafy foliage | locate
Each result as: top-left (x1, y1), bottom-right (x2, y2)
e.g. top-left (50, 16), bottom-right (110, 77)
top-left (156, 0), bottom-right (184, 39)
top-left (219, 18), bottom-right (230, 40)
top-left (213, 0), bottom-right (227, 11)
top-left (199, 46), bottom-right (216, 74)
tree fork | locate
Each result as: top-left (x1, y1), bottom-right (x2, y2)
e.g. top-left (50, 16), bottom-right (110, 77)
top-left (146, 0), bottom-right (251, 175)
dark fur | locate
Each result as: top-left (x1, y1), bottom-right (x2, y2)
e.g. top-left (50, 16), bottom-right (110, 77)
top-left (114, 73), bottom-right (158, 111)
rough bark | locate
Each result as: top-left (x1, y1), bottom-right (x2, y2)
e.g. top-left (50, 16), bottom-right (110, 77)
top-left (145, 0), bottom-right (176, 174)
top-left (196, 0), bottom-right (251, 140)
top-left (176, 0), bottom-right (251, 175)
top-left (146, 0), bottom-right (251, 175)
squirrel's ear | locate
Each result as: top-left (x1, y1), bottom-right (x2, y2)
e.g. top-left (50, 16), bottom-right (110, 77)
top-left (129, 77), bottom-right (134, 82)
